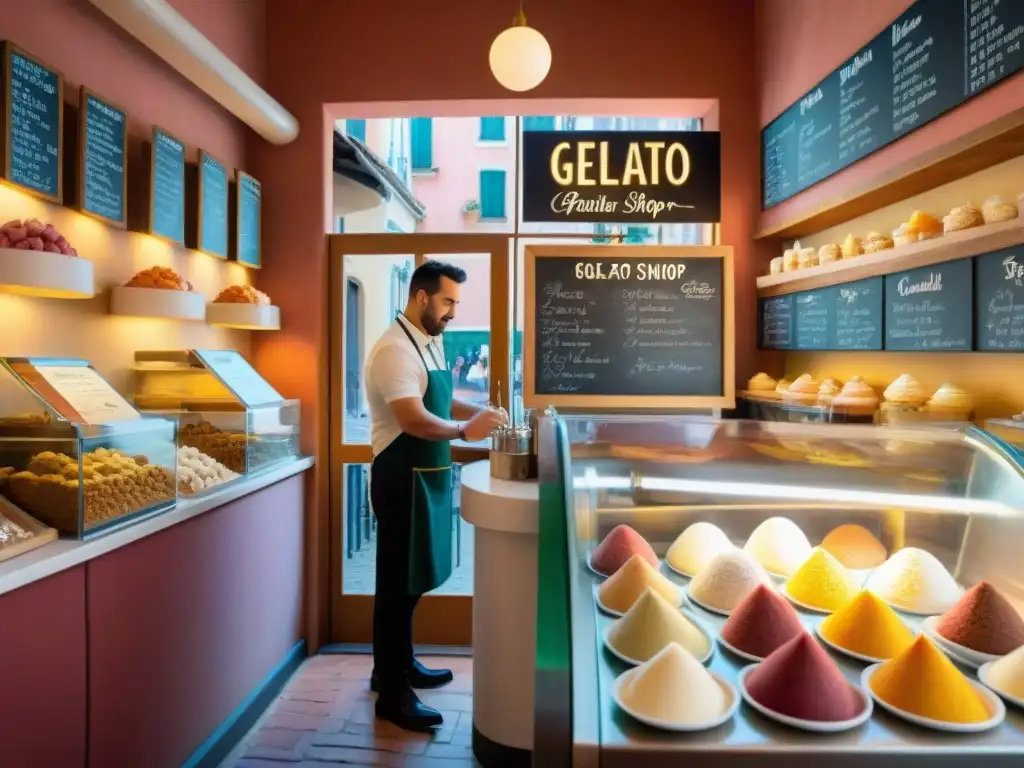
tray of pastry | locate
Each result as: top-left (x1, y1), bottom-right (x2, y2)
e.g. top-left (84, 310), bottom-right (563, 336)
top-left (0, 492), bottom-right (58, 563)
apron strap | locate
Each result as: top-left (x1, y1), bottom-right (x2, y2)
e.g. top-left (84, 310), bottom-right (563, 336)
top-left (395, 314), bottom-right (445, 373)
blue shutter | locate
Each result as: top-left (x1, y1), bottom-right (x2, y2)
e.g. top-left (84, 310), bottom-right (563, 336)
top-left (337, 217), bottom-right (345, 233)
top-left (625, 226), bottom-right (650, 243)
top-left (411, 117), bottom-right (433, 170)
top-left (479, 170), bottom-right (506, 219)
top-left (346, 119), bottom-right (366, 142)
top-left (386, 219), bottom-right (404, 233)
top-left (523, 116), bottom-right (555, 131)
top-left (479, 117), bottom-right (505, 141)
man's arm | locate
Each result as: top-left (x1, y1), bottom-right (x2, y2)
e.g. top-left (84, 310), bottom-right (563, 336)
top-left (373, 345), bottom-right (462, 442)
top-left (451, 398), bottom-right (484, 421)
top-left (390, 397), bottom-right (461, 442)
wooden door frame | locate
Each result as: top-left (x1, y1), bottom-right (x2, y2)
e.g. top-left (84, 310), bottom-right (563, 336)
top-left (328, 233), bottom-right (511, 644)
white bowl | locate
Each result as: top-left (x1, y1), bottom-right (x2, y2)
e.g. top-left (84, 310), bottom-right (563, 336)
top-left (595, 586), bottom-right (684, 619)
top-left (921, 615), bottom-right (1003, 670)
top-left (737, 664), bottom-right (873, 733)
top-left (602, 610), bottom-right (715, 666)
top-left (782, 585), bottom-right (842, 615)
top-left (664, 559), bottom-right (697, 580)
top-left (717, 633), bottom-right (769, 663)
top-left (977, 661), bottom-right (1024, 711)
top-left (587, 553), bottom-right (663, 581)
top-left (685, 586), bottom-right (735, 617)
top-left (612, 665), bottom-right (739, 732)
top-left (861, 663), bottom-right (1006, 732)
top-left (814, 623), bottom-right (917, 665)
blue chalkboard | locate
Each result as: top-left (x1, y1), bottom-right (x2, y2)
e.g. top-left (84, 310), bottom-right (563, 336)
top-left (80, 89), bottom-right (127, 224)
top-left (2, 43), bottom-right (62, 200)
top-left (975, 246), bottom-right (1024, 352)
top-left (151, 128), bottom-right (185, 243)
top-left (885, 259), bottom-right (973, 351)
top-left (759, 294), bottom-right (794, 350)
top-left (829, 276), bottom-right (883, 350)
top-left (199, 151), bottom-right (228, 258)
top-left (235, 172), bottom-right (261, 268)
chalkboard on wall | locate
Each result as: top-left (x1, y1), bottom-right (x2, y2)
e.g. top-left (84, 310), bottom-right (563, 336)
top-left (78, 87), bottom-right (127, 226)
top-left (760, 295), bottom-right (794, 350)
top-left (762, 0), bottom-right (1024, 208)
top-left (149, 127), bottom-right (185, 244)
top-left (976, 246), bottom-right (1024, 352)
top-left (0, 42), bottom-right (63, 202)
top-left (761, 276), bottom-right (884, 351)
top-left (524, 245), bottom-right (734, 409)
top-left (885, 258), bottom-right (973, 351)
top-left (233, 171), bottom-right (261, 268)
top-left (197, 150), bottom-right (229, 258)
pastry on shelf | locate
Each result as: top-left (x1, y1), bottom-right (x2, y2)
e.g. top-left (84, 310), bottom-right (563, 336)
top-left (981, 195), bottom-right (1019, 224)
top-left (830, 376), bottom-right (879, 421)
top-left (942, 202), bottom-right (984, 233)
top-left (747, 372), bottom-right (778, 398)
top-left (841, 233), bottom-right (863, 259)
top-left (126, 266), bottom-right (192, 291)
top-left (817, 378), bottom-right (841, 407)
top-left (881, 374), bottom-right (927, 423)
top-left (925, 383), bottom-right (974, 421)
top-left (797, 247), bottom-right (818, 269)
top-left (782, 248), bottom-right (799, 272)
top-left (862, 231), bottom-right (894, 253)
top-left (214, 285), bottom-right (271, 305)
top-left (774, 378), bottom-right (792, 397)
top-left (782, 374), bottom-right (819, 406)
top-left (176, 446), bottom-right (240, 495)
top-left (908, 210), bottom-right (943, 240)
top-left (892, 223), bottom-right (918, 247)
top-left (818, 243), bottom-right (841, 263)
top-left (769, 257), bottom-right (783, 276)
top-left (0, 218), bottom-right (78, 256)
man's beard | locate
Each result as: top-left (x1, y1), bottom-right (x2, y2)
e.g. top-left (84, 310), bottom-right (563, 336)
top-left (420, 308), bottom-right (449, 336)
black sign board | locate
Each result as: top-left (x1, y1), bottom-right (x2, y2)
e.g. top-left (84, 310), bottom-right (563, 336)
top-left (760, 294), bottom-right (794, 350)
top-left (762, 0), bottom-right (1024, 208)
top-left (885, 258), bottom-right (973, 351)
top-left (198, 150), bottom-right (229, 258)
top-left (233, 171), bottom-right (261, 268)
top-left (521, 131), bottom-right (721, 224)
top-left (1, 42), bottom-right (62, 201)
top-left (79, 88), bottom-right (127, 226)
top-left (976, 246), bottom-right (1024, 352)
top-left (150, 127), bottom-right (185, 244)
top-left (527, 249), bottom-right (732, 407)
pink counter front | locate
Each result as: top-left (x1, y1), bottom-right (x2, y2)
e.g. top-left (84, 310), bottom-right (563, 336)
top-left (0, 458), bottom-right (312, 768)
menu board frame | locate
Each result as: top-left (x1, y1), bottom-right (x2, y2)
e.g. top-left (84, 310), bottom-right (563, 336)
top-left (0, 42), bottom-right (63, 203)
top-left (76, 85), bottom-right (128, 228)
top-left (147, 124), bottom-right (186, 245)
top-left (523, 244), bottom-right (735, 410)
top-left (233, 169), bottom-right (262, 269)
top-left (196, 148), bottom-right (229, 260)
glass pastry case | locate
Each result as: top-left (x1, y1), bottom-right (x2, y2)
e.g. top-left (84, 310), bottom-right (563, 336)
top-left (133, 350), bottom-right (300, 488)
top-left (534, 414), bottom-right (1024, 768)
top-left (0, 359), bottom-right (177, 539)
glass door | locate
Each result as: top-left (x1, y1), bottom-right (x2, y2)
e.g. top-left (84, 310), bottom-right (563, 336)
top-left (328, 234), bottom-right (511, 644)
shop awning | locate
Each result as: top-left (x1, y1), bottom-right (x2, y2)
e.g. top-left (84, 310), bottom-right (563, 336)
top-left (332, 131), bottom-right (426, 220)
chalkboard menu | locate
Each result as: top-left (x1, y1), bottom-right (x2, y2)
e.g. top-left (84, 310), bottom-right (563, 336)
top-left (79, 88), bottom-right (127, 225)
top-left (762, 0), bottom-right (1024, 208)
top-left (234, 171), bottom-right (261, 268)
top-left (760, 294), bottom-right (794, 350)
top-left (526, 248), bottom-right (733, 407)
top-left (976, 246), bottom-right (1024, 351)
top-left (150, 127), bottom-right (185, 243)
top-left (885, 258), bottom-right (973, 351)
top-left (1, 42), bottom-right (63, 201)
top-left (198, 150), bottom-right (229, 258)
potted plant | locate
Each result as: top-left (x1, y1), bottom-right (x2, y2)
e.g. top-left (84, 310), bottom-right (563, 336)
top-left (462, 199), bottom-right (481, 222)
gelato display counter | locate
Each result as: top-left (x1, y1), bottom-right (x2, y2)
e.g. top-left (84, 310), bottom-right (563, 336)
top-left (534, 414), bottom-right (1024, 767)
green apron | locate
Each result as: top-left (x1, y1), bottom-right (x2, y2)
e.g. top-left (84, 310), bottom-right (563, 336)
top-left (374, 316), bottom-right (454, 595)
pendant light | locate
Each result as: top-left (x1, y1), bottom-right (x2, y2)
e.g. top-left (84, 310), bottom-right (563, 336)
top-left (489, 1), bottom-right (551, 92)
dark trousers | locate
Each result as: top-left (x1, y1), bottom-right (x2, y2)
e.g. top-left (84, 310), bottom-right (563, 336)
top-left (370, 458), bottom-right (422, 696)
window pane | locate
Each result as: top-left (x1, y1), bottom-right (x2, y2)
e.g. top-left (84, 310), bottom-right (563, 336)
top-left (342, 253), bottom-right (416, 444)
top-left (341, 461), bottom-right (473, 597)
top-left (523, 115), bottom-right (555, 131)
top-left (479, 116), bottom-right (505, 141)
top-left (346, 118), bottom-right (366, 142)
top-left (479, 170), bottom-right (506, 220)
top-left (411, 117), bottom-right (433, 169)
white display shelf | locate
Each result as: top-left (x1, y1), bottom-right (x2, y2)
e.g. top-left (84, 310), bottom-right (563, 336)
top-left (206, 302), bottom-right (281, 330)
top-left (110, 286), bottom-right (206, 321)
top-left (0, 247), bottom-right (94, 299)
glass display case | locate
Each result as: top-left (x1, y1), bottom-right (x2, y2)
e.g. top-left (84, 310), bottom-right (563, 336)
top-left (0, 360), bottom-right (177, 539)
top-left (535, 414), bottom-right (1024, 768)
top-left (134, 350), bottom-right (300, 488)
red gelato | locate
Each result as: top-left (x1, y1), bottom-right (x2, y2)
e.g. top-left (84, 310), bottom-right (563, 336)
top-left (745, 633), bottom-right (864, 722)
top-left (721, 584), bottom-right (804, 658)
top-left (935, 581), bottom-right (1024, 655)
top-left (590, 525), bottom-right (657, 576)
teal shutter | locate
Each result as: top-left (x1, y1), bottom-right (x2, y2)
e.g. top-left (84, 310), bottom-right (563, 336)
top-left (386, 219), bottom-right (404, 233)
top-left (523, 116), bottom-right (556, 131)
top-left (337, 217), bottom-right (345, 233)
top-left (479, 170), bottom-right (506, 219)
top-left (411, 117), bottom-right (433, 170)
top-left (480, 117), bottom-right (505, 141)
top-left (625, 226), bottom-right (650, 243)
top-left (346, 119), bottom-right (366, 142)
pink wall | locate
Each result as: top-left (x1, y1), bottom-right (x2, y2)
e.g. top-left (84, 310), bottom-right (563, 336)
top-left (756, 0), bottom-right (1024, 232)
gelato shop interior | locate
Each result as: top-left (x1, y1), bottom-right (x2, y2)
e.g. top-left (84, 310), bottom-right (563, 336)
top-left (0, 1), bottom-right (1023, 767)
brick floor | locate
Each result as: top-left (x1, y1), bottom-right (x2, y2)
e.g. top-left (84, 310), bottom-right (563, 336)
top-left (221, 654), bottom-right (479, 768)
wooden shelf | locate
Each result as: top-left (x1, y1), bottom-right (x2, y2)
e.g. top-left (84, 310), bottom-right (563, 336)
top-left (756, 107), bottom-right (1024, 240)
top-left (756, 216), bottom-right (1024, 297)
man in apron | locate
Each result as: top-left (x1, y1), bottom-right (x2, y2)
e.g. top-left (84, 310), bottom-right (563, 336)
top-left (364, 260), bottom-right (506, 730)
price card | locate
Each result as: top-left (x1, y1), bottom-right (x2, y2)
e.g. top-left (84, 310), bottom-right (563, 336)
top-left (34, 365), bottom-right (140, 425)
top-left (193, 349), bottom-right (282, 407)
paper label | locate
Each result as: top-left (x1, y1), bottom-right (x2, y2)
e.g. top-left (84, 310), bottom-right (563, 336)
top-left (35, 365), bottom-right (140, 425)
top-left (194, 350), bottom-right (281, 407)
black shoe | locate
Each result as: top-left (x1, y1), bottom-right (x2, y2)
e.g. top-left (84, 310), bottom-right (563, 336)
top-left (375, 688), bottom-right (443, 731)
top-left (370, 659), bottom-right (454, 693)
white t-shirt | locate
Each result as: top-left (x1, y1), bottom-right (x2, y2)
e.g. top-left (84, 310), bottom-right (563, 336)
top-left (365, 316), bottom-right (447, 456)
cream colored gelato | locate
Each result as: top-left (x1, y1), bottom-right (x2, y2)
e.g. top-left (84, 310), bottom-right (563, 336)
top-left (986, 644), bottom-right (1024, 699)
top-left (689, 550), bottom-right (774, 613)
top-left (618, 643), bottom-right (731, 724)
top-left (666, 522), bottom-right (735, 577)
top-left (743, 517), bottom-right (813, 577)
top-left (865, 547), bottom-right (964, 614)
top-left (607, 588), bottom-right (710, 663)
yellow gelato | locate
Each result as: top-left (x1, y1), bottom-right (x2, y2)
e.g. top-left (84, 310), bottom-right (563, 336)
top-left (598, 554), bottom-right (681, 614)
top-left (784, 548), bottom-right (860, 612)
